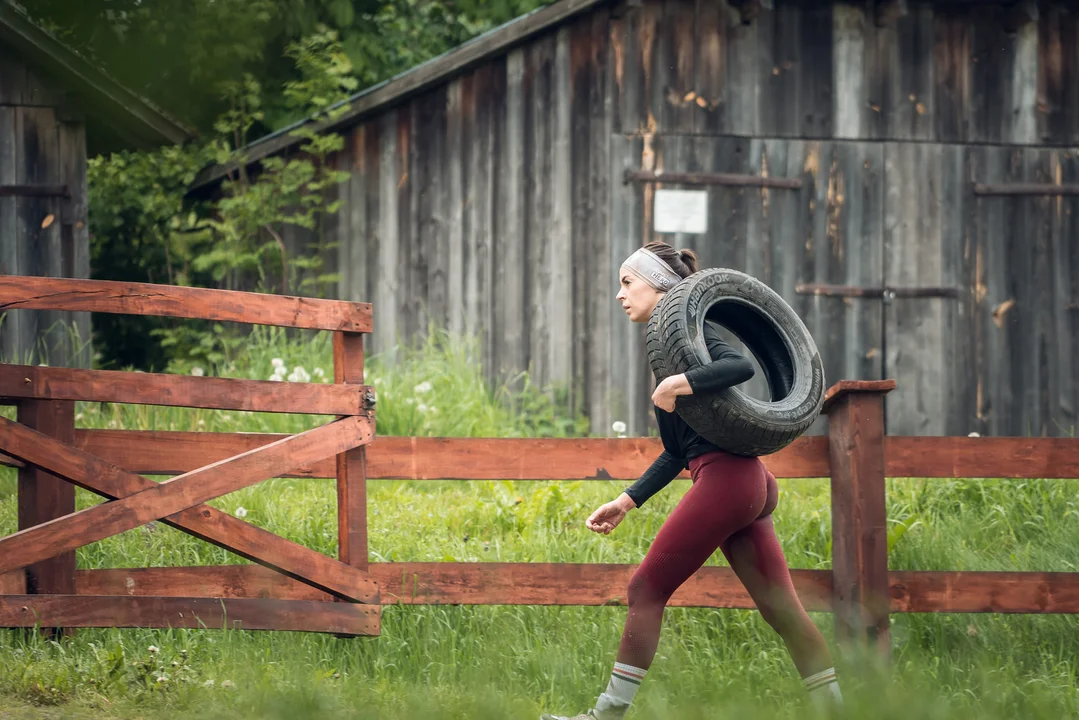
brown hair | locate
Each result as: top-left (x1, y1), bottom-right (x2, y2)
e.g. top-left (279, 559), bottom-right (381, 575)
top-left (642, 241), bottom-right (699, 279)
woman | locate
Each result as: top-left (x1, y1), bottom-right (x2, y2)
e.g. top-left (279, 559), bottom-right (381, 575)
top-left (542, 242), bottom-right (842, 720)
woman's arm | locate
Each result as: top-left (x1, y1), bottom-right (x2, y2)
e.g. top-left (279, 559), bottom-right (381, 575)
top-left (621, 450), bottom-right (686, 508)
top-left (653, 324), bottom-right (754, 410)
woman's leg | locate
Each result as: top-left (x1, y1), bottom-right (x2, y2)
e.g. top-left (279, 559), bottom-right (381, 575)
top-left (719, 471), bottom-right (841, 702)
top-left (615, 453), bottom-right (768, 669)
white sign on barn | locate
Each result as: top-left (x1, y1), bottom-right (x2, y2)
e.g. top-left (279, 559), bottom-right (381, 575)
top-left (653, 189), bottom-right (708, 234)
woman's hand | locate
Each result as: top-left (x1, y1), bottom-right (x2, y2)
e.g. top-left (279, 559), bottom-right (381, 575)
top-left (651, 373), bottom-right (692, 412)
top-left (586, 493), bottom-right (637, 535)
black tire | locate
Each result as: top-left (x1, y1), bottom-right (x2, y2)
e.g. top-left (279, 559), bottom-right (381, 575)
top-left (646, 268), bottom-right (825, 457)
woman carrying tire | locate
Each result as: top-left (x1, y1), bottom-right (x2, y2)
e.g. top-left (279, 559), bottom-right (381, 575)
top-left (541, 242), bottom-right (842, 720)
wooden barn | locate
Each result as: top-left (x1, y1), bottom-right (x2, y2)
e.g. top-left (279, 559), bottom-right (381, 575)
top-left (192, 0), bottom-right (1079, 439)
top-left (0, 0), bottom-right (192, 368)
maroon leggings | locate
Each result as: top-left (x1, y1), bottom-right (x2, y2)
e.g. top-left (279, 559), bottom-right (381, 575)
top-left (617, 450), bottom-right (832, 678)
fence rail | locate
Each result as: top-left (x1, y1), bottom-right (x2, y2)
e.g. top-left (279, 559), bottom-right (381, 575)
top-left (2, 275), bottom-right (1078, 653)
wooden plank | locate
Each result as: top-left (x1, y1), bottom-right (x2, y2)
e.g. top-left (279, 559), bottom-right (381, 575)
top-left (463, 64), bottom-right (496, 380)
top-left (614, 0), bottom-right (659, 135)
top-left (884, 141), bottom-right (946, 435)
top-left (0, 416), bottom-right (373, 575)
top-left (1057, 150), bottom-right (1079, 432)
top-left (941, 143), bottom-right (977, 435)
top-left (340, 126), bottom-right (364, 305)
top-left (659, 0), bottom-right (695, 133)
top-left (17, 401), bottom-right (75, 599)
top-left (73, 428), bottom-right (1079, 481)
top-left (880, 4), bottom-right (935, 141)
top-left (968, 8), bottom-right (1037, 145)
top-left (493, 48), bottom-right (527, 385)
top-left (0, 106), bottom-right (20, 364)
top-left (590, 8), bottom-right (614, 435)
top-left (1037, 8), bottom-right (1079, 145)
top-left (362, 122), bottom-right (381, 332)
top-left (416, 86), bottom-right (446, 333)
top-left (73, 431), bottom-right (833, 480)
top-left (0, 277), bottom-right (372, 332)
top-left (0, 596), bottom-right (378, 635)
top-left (526, 35), bottom-right (554, 388)
top-left (1, 416), bottom-right (378, 603)
top-left (884, 436), bottom-right (1079, 479)
top-left (832, 3), bottom-right (868, 140)
top-left (724, 0), bottom-right (758, 134)
top-left (550, 27), bottom-right (574, 388)
top-left (75, 565), bottom-right (1079, 615)
top-left (609, 134), bottom-right (649, 435)
top-left (445, 79), bottom-right (465, 339)
top-left (374, 110), bottom-right (399, 359)
top-left (794, 141), bottom-right (885, 433)
top-left (334, 332), bottom-right (368, 572)
top-left (692, 0), bottom-right (723, 135)
top-left (405, 94), bottom-right (431, 338)
top-left (827, 386), bottom-right (891, 655)
top-left (0, 570), bottom-right (26, 594)
top-left (57, 120), bottom-right (91, 369)
top-left (0, 364), bottom-right (366, 415)
top-left (974, 183), bottom-right (1079, 196)
top-left (933, 9), bottom-right (970, 143)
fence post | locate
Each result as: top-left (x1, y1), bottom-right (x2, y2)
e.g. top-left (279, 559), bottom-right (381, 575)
top-left (333, 332), bottom-right (369, 572)
top-left (824, 379), bottom-right (895, 660)
top-left (16, 399), bottom-right (76, 635)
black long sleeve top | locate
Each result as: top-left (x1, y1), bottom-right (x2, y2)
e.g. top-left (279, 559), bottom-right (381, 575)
top-left (623, 321), bottom-right (755, 507)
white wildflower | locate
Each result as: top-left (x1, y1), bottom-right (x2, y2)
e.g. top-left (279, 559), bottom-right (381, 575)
top-left (428, 406), bottom-right (437, 414)
top-left (269, 375), bottom-right (283, 382)
top-left (190, 367), bottom-right (204, 377)
top-left (148, 645), bottom-right (159, 654)
top-left (234, 507), bottom-right (248, 519)
top-left (611, 421), bottom-right (627, 434)
top-left (417, 404), bottom-right (428, 414)
top-left (221, 680), bottom-right (235, 689)
top-left (312, 367), bottom-right (325, 378)
top-left (414, 380), bottom-right (432, 394)
top-left (202, 679), bottom-right (215, 688)
top-left (155, 675), bottom-right (168, 684)
top-left (271, 358), bottom-right (285, 368)
top-left (968, 431), bottom-right (981, 438)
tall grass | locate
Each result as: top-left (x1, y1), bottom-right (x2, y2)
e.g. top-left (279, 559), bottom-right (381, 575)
top-left (0, 328), bottom-right (1077, 719)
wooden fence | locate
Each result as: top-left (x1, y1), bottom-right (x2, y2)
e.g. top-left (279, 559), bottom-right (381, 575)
top-left (2, 276), bottom-right (1079, 651)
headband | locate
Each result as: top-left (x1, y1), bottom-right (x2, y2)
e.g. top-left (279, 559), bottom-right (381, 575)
top-left (620, 247), bottom-right (682, 292)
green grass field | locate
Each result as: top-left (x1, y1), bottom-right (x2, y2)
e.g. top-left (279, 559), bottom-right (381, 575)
top-left (1, 328), bottom-right (1077, 719)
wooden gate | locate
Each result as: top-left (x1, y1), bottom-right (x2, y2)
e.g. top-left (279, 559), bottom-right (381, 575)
top-left (0, 276), bottom-right (379, 636)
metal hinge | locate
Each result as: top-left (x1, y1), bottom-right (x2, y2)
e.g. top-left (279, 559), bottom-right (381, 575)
top-left (795, 284), bottom-right (961, 303)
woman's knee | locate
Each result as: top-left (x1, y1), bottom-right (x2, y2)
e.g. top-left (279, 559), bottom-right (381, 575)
top-left (627, 564), bottom-right (675, 609)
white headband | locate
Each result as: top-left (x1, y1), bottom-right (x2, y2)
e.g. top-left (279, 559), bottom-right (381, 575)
top-left (620, 247), bottom-right (682, 291)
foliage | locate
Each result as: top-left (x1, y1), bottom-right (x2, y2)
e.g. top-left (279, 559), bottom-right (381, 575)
top-left (87, 27), bottom-right (355, 370)
top-left (27, 0), bottom-right (555, 134)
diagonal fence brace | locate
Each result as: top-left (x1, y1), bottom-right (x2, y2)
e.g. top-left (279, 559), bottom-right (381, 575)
top-left (0, 416), bottom-right (373, 585)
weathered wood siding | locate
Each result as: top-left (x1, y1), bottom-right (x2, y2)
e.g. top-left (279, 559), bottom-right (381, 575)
top-left (329, 0), bottom-right (1079, 438)
top-left (0, 48), bottom-right (90, 369)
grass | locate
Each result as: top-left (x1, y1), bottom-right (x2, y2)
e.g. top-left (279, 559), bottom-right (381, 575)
top-left (1, 327), bottom-right (1078, 719)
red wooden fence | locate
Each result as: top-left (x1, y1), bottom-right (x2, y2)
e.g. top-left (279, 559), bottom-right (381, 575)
top-left (2, 276), bottom-right (1078, 652)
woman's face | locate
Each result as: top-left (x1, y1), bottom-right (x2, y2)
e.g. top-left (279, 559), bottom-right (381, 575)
top-left (616, 268), bottom-right (664, 323)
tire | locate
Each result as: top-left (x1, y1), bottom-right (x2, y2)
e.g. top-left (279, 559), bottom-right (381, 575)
top-left (646, 268), bottom-right (825, 457)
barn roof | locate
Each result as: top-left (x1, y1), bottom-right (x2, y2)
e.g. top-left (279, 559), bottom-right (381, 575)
top-left (190, 0), bottom-right (609, 192)
top-left (0, 0), bottom-right (195, 150)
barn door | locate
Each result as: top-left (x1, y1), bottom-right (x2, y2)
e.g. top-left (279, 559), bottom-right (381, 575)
top-left (619, 136), bottom-right (887, 436)
top-left (882, 143), bottom-right (1079, 437)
